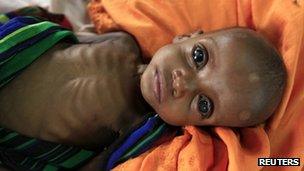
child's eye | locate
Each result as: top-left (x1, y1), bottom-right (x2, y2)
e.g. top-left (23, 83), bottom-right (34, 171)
top-left (198, 95), bottom-right (213, 118)
top-left (191, 44), bottom-right (208, 69)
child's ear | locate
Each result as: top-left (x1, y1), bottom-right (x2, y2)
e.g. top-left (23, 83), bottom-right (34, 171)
top-left (172, 30), bottom-right (204, 43)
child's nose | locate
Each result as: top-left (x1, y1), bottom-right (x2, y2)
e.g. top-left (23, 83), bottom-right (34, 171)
top-left (172, 69), bottom-right (190, 98)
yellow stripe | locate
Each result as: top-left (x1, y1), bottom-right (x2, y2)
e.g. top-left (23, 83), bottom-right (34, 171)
top-left (0, 14), bottom-right (9, 23)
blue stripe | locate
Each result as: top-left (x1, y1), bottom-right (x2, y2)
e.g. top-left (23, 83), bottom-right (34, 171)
top-left (0, 16), bottom-right (38, 39)
top-left (0, 26), bottom-right (63, 62)
top-left (106, 115), bottom-right (160, 170)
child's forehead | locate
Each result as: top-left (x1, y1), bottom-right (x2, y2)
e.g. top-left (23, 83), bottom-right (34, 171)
top-left (179, 31), bottom-right (247, 50)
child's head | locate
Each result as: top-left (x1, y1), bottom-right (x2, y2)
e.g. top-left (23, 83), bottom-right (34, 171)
top-left (140, 27), bottom-right (286, 127)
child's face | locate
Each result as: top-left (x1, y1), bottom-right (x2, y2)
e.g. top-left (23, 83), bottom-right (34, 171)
top-left (141, 29), bottom-right (268, 126)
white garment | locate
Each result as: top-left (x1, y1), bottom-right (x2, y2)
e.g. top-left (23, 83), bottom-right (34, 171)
top-left (0, 0), bottom-right (94, 33)
top-left (50, 0), bottom-right (95, 32)
top-left (0, 0), bottom-right (50, 13)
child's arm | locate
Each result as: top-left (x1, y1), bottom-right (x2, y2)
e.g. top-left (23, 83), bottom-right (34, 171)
top-left (77, 32), bottom-right (138, 46)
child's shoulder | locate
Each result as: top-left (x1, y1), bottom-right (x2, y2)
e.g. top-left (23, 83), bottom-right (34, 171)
top-left (77, 32), bottom-right (140, 54)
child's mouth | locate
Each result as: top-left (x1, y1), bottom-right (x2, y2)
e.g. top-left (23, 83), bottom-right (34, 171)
top-left (153, 68), bottom-right (162, 104)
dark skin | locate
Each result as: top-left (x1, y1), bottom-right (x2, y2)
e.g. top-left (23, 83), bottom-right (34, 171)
top-left (0, 32), bottom-right (149, 149)
top-left (141, 28), bottom-right (282, 127)
top-left (0, 28), bottom-right (283, 169)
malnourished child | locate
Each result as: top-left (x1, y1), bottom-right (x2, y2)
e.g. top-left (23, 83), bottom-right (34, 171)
top-left (0, 15), bottom-right (286, 170)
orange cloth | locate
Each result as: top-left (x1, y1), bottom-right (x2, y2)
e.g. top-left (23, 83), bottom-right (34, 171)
top-left (88, 0), bottom-right (304, 170)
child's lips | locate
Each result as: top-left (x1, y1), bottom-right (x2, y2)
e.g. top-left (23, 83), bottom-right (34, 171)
top-left (153, 68), bottom-right (161, 104)
top-left (153, 66), bottom-right (167, 105)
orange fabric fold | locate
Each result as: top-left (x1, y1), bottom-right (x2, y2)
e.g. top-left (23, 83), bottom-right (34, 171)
top-left (88, 0), bottom-right (304, 170)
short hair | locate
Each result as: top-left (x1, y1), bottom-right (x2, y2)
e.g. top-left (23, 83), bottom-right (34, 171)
top-left (231, 28), bottom-right (287, 125)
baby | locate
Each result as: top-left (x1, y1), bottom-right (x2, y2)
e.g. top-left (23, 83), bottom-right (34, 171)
top-left (0, 16), bottom-right (286, 170)
top-left (141, 29), bottom-right (286, 127)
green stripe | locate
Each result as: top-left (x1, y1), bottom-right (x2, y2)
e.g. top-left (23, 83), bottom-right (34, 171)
top-left (0, 30), bottom-right (78, 88)
top-left (14, 138), bottom-right (36, 150)
top-left (0, 132), bottom-right (18, 143)
top-left (59, 150), bottom-right (95, 168)
top-left (19, 6), bottom-right (40, 15)
top-left (0, 55), bottom-right (13, 65)
top-left (0, 76), bottom-right (14, 87)
top-left (43, 164), bottom-right (58, 171)
top-left (0, 21), bottom-right (59, 53)
top-left (30, 160), bottom-right (40, 170)
top-left (20, 157), bottom-right (29, 165)
top-left (35, 144), bottom-right (62, 159)
top-left (49, 147), bottom-right (73, 162)
top-left (0, 14), bottom-right (9, 23)
top-left (119, 123), bottom-right (166, 162)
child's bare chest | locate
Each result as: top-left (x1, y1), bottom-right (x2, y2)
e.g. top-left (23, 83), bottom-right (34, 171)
top-left (0, 42), bottom-right (146, 149)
